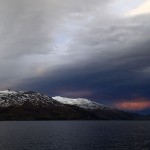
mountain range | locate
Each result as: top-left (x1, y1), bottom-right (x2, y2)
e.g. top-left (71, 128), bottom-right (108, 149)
top-left (0, 90), bottom-right (146, 120)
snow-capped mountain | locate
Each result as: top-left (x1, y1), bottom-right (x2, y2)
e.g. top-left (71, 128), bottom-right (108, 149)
top-left (0, 90), bottom-right (102, 120)
top-left (0, 90), bottom-right (58, 107)
top-left (0, 90), bottom-right (143, 120)
top-left (0, 90), bottom-right (113, 110)
top-left (53, 96), bottom-right (113, 110)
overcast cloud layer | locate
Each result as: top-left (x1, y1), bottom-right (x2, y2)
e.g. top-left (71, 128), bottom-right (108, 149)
top-left (0, 0), bottom-right (150, 113)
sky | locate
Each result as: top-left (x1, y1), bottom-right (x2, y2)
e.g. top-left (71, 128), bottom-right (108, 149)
top-left (0, 0), bottom-right (150, 114)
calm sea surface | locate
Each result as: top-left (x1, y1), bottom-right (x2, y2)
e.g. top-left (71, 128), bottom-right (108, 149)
top-left (0, 121), bottom-right (150, 150)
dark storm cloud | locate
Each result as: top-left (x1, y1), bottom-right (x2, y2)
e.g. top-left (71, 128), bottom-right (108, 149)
top-left (0, 0), bottom-right (150, 111)
top-left (14, 14), bottom-right (150, 108)
top-left (14, 30), bottom-right (150, 104)
top-left (0, 0), bottom-right (110, 88)
top-left (0, 0), bottom-right (110, 58)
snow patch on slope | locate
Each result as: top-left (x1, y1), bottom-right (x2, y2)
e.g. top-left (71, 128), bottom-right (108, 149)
top-left (0, 90), bottom-right (57, 107)
top-left (0, 90), bottom-right (18, 95)
top-left (53, 96), bottom-right (107, 110)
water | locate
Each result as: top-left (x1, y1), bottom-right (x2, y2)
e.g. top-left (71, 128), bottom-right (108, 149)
top-left (0, 121), bottom-right (150, 150)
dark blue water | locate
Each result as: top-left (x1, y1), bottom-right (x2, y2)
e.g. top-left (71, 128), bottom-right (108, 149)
top-left (0, 121), bottom-right (150, 150)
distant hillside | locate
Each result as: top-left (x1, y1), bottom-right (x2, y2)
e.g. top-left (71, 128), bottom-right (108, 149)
top-left (0, 90), bottom-right (144, 120)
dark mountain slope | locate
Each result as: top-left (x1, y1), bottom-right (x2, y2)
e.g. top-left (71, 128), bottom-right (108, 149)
top-left (0, 90), bottom-right (144, 120)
